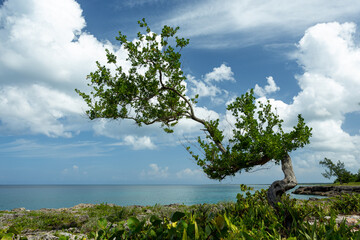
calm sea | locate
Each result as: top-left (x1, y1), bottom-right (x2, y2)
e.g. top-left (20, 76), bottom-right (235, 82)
top-left (0, 184), bottom-right (325, 210)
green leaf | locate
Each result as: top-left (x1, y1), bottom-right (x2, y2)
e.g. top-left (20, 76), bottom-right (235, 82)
top-left (127, 217), bottom-right (140, 231)
top-left (1, 233), bottom-right (14, 240)
top-left (97, 218), bottom-right (108, 230)
top-left (150, 215), bottom-right (162, 226)
top-left (194, 221), bottom-right (199, 240)
top-left (171, 211), bottom-right (185, 222)
top-left (148, 229), bottom-right (157, 238)
top-left (214, 215), bottom-right (225, 231)
top-left (6, 226), bottom-right (19, 235)
top-left (205, 225), bottom-right (212, 236)
top-left (182, 228), bottom-right (188, 240)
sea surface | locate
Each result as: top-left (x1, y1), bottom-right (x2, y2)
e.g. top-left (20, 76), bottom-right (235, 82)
top-left (0, 184), bottom-right (325, 210)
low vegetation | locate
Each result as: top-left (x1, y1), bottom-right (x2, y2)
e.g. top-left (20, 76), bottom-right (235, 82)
top-left (1, 185), bottom-right (360, 239)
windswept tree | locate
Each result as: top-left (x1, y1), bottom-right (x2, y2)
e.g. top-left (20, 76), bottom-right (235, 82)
top-left (76, 19), bottom-right (312, 209)
top-left (320, 158), bottom-right (359, 184)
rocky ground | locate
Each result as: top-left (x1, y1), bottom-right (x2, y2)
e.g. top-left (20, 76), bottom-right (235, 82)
top-left (0, 204), bottom-right (94, 239)
top-left (293, 185), bottom-right (360, 197)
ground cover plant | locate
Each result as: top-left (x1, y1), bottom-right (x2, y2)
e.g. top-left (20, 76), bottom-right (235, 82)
top-left (1, 186), bottom-right (360, 239)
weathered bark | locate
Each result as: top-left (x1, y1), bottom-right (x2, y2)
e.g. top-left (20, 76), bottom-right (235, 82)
top-left (267, 153), bottom-right (297, 229)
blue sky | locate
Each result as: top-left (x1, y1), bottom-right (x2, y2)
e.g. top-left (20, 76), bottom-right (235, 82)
top-left (0, 0), bottom-right (360, 185)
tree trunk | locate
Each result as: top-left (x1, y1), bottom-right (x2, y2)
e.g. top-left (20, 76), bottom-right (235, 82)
top-left (267, 153), bottom-right (297, 229)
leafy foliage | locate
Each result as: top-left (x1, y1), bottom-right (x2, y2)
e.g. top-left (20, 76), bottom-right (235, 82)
top-left (190, 90), bottom-right (312, 180)
top-left (75, 18), bottom-right (190, 132)
top-left (320, 158), bottom-right (360, 184)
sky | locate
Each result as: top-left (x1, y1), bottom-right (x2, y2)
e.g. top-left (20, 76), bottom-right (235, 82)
top-left (0, 0), bottom-right (360, 185)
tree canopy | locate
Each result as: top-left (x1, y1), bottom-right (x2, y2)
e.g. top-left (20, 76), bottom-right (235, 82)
top-left (76, 19), bottom-right (312, 183)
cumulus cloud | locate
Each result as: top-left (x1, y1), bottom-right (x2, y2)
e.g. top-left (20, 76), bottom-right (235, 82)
top-left (141, 163), bottom-right (169, 179)
top-left (0, 0), bottom-right (230, 148)
top-left (204, 64), bottom-right (235, 83)
top-left (112, 135), bottom-right (156, 150)
top-left (163, 0), bottom-right (360, 48)
top-left (254, 76), bottom-right (280, 97)
top-left (107, 130), bottom-right (157, 150)
top-left (260, 22), bottom-right (360, 171)
top-left (0, 85), bottom-right (85, 137)
top-left (0, 0), bottom-right (128, 137)
top-left (123, 136), bottom-right (156, 150)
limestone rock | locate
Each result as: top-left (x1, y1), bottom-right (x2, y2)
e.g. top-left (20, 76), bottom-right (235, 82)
top-left (293, 185), bottom-right (360, 197)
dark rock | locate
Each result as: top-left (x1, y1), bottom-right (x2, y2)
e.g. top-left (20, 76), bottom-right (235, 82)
top-left (293, 185), bottom-right (360, 197)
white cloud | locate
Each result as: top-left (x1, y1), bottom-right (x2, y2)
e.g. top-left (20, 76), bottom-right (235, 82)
top-left (257, 22), bottom-right (360, 171)
top-left (110, 135), bottom-right (156, 150)
top-left (204, 64), bottom-right (235, 83)
top-left (163, 0), bottom-right (360, 48)
top-left (176, 168), bottom-right (204, 179)
top-left (141, 163), bottom-right (169, 179)
top-left (0, 0), bottom-right (129, 137)
top-left (254, 76), bottom-right (280, 97)
top-left (187, 74), bottom-right (221, 98)
top-left (124, 136), bottom-right (156, 150)
top-left (0, 85), bottom-right (85, 137)
top-left (0, 0), bottom-right (229, 146)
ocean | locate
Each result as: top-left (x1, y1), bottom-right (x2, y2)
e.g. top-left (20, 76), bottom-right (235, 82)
top-left (0, 184), bottom-right (325, 210)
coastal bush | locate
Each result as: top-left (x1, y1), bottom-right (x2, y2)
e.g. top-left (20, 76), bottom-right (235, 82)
top-left (86, 186), bottom-right (360, 239)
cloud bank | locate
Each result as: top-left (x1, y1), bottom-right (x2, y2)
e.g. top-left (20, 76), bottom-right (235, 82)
top-left (0, 0), bottom-right (113, 137)
top-left (262, 22), bottom-right (360, 171)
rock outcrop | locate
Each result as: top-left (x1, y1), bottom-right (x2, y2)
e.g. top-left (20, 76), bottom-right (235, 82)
top-left (293, 185), bottom-right (360, 197)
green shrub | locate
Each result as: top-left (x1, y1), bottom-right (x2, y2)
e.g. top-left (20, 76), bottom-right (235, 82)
top-left (332, 193), bottom-right (360, 214)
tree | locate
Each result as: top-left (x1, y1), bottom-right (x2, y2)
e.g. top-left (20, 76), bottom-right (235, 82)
top-left (76, 19), bottom-right (312, 209)
top-left (319, 158), bottom-right (357, 184)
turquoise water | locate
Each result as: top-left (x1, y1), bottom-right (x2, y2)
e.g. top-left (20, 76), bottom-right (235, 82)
top-left (0, 184), bottom-right (324, 210)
